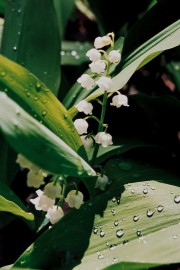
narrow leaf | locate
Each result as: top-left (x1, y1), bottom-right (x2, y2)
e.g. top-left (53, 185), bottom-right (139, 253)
top-left (0, 93), bottom-right (95, 177)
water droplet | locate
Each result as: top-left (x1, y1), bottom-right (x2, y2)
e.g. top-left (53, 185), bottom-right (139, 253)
top-left (17, 9), bottom-right (21, 13)
top-left (109, 244), bottom-right (117, 251)
top-left (146, 209), bottom-right (155, 217)
top-left (133, 215), bottom-right (139, 222)
top-left (112, 197), bottom-right (116, 202)
top-left (114, 220), bottom-right (119, 226)
top-left (0, 71), bottom-right (6, 76)
top-left (75, 55), bottom-right (80, 60)
top-left (100, 230), bottom-right (105, 237)
top-left (36, 82), bottom-right (41, 89)
top-left (172, 234), bottom-right (178, 239)
top-left (113, 257), bottom-right (118, 262)
top-left (93, 228), bottom-right (98, 234)
top-left (33, 96), bottom-right (38, 101)
top-left (42, 100), bottom-right (47, 104)
top-left (123, 240), bottom-right (129, 245)
top-left (13, 45), bottom-right (17, 51)
top-left (119, 162), bottom-right (132, 171)
top-left (61, 51), bottom-right (65, 56)
top-left (117, 196), bottom-right (120, 205)
top-left (26, 92), bottom-right (30, 97)
top-left (157, 205), bottom-right (164, 212)
top-left (116, 229), bottom-right (124, 238)
top-left (98, 253), bottom-right (104, 259)
top-left (106, 242), bottom-right (109, 246)
top-left (13, 119), bottom-right (19, 126)
top-left (174, 195), bottom-right (180, 203)
top-left (151, 186), bottom-right (155, 190)
top-left (131, 189), bottom-right (135, 194)
top-left (111, 209), bottom-right (116, 216)
top-left (17, 31), bottom-right (21, 35)
top-left (42, 111), bottom-right (47, 116)
top-left (15, 107), bottom-right (21, 114)
top-left (136, 229), bottom-right (142, 237)
top-left (143, 188), bottom-right (148, 194)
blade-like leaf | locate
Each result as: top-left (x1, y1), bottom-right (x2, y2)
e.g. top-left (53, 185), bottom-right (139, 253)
top-left (0, 92), bottom-right (95, 178)
top-left (11, 158), bottom-right (180, 269)
top-left (1, 0), bottom-right (60, 95)
top-left (0, 54), bottom-right (86, 158)
top-left (0, 195), bottom-right (34, 221)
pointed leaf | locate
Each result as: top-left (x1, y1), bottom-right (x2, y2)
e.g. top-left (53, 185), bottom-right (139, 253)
top-left (0, 93), bottom-right (95, 178)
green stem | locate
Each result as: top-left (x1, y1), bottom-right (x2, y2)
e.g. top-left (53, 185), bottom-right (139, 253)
top-left (91, 90), bottom-right (108, 165)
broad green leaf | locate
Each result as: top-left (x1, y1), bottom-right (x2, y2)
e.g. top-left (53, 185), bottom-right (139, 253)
top-left (0, 0), bottom-right (6, 14)
top-left (12, 158), bottom-right (180, 269)
top-left (0, 54), bottom-right (86, 159)
top-left (61, 41), bottom-right (92, 66)
top-left (1, 0), bottom-right (60, 95)
top-left (54, 0), bottom-right (75, 39)
top-left (0, 93), bottom-right (95, 178)
top-left (0, 195), bottom-right (34, 220)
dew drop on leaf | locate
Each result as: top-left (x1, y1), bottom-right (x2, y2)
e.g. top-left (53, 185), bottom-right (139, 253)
top-left (109, 244), bottom-right (117, 250)
top-left (123, 240), bottom-right (129, 245)
top-left (42, 111), bottom-right (47, 116)
top-left (157, 205), bottom-right (164, 212)
top-left (100, 230), bottom-right (105, 237)
top-left (136, 229), bottom-right (142, 237)
top-left (116, 229), bottom-right (124, 238)
top-left (131, 189), bottom-right (135, 194)
top-left (112, 197), bottom-right (116, 202)
top-left (143, 188), bottom-right (148, 194)
top-left (114, 220), bottom-right (119, 226)
top-left (174, 195), bottom-right (180, 203)
top-left (111, 209), bottom-right (116, 216)
top-left (133, 215), bottom-right (139, 222)
top-left (146, 209), bottom-right (155, 217)
top-left (98, 253), bottom-right (104, 259)
top-left (0, 71), bottom-right (6, 77)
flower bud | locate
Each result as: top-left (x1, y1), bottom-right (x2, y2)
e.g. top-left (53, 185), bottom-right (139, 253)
top-left (94, 35), bottom-right (112, 49)
top-left (27, 170), bottom-right (45, 188)
top-left (44, 182), bottom-right (62, 199)
top-left (95, 174), bottom-right (109, 190)
top-left (81, 135), bottom-right (94, 151)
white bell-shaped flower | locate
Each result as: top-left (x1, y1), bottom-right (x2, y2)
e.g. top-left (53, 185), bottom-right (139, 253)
top-left (94, 35), bottom-right (112, 49)
top-left (108, 50), bottom-right (121, 63)
top-left (74, 118), bottom-right (88, 135)
top-left (80, 135), bottom-right (94, 151)
top-left (45, 206), bottom-right (64, 224)
top-left (110, 93), bottom-right (129, 108)
top-left (96, 76), bottom-right (112, 91)
top-left (86, 48), bottom-right (101, 61)
top-left (44, 182), bottom-right (62, 199)
top-left (16, 154), bottom-right (33, 170)
top-left (30, 189), bottom-right (55, 211)
top-left (77, 74), bottom-right (94, 90)
top-left (95, 174), bottom-right (109, 190)
top-left (27, 170), bottom-right (45, 188)
top-left (94, 132), bottom-right (113, 147)
top-left (75, 100), bottom-right (93, 115)
top-left (65, 190), bottom-right (84, 209)
top-left (89, 60), bottom-right (106, 74)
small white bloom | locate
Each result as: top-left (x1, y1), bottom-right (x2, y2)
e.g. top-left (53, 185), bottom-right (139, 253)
top-left (30, 189), bottom-right (55, 211)
top-left (108, 50), bottom-right (121, 63)
top-left (65, 190), bottom-right (84, 209)
top-left (94, 35), bottom-right (112, 49)
top-left (89, 60), bottom-right (106, 74)
top-left (74, 118), bottom-right (88, 135)
top-left (77, 74), bottom-right (94, 90)
top-left (81, 135), bottom-right (94, 151)
top-left (110, 93), bottom-right (129, 108)
top-left (75, 100), bottom-right (93, 115)
top-left (27, 170), bottom-right (45, 188)
top-left (86, 48), bottom-right (101, 61)
top-left (45, 206), bottom-right (64, 224)
top-left (96, 76), bottom-right (113, 91)
top-left (16, 154), bottom-right (32, 170)
top-left (94, 132), bottom-right (113, 147)
top-left (95, 174), bottom-right (109, 190)
top-left (44, 182), bottom-right (62, 199)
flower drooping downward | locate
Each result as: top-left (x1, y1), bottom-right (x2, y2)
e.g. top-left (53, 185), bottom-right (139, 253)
top-left (45, 206), bottom-right (64, 224)
top-left (110, 93), bottom-right (129, 108)
top-left (75, 100), bottom-right (93, 115)
top-left (94, 132), bottom-right (113, 147)
top-left (65, 190), bottom-right (84, 209)
top-left (30, 190), bottom-right (55, 211)
top-left (74, 119), bottom-right (88, 135)
top-left (95, 174), bottom-right (109, 190)
top-left (77, 74), bottom-right (94, 90)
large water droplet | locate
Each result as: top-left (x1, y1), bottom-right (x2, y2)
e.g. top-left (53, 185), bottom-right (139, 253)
top-left (123, 240), bottom-right (129, 245)
top-left (143, 188), bottom-right (148, 194)
top-left (112, 197), bottom-right (116, 202)
top-left (114, 220), bottom-right (119, 226)
top-left (33, 96), bottom-right (38, 101)
top-left (36, 81), bottom-right (41, 89)
top-left (146, 209), bottom-right (155, 217)
top-left (71, 50), bottom-right (77, 56)
top-left (131, 189), bottom-right (135, 194)
top-left (157, 205), bottom-right (164, 212)
top-left (133, 215), bottom-right (139, 222)
top-left (13, 45), bottom-right (17, 51)
top-left (136, 229), bottom-right (142, 237)
top-left (116, 229), bottom-right (124, 238)
top-left (42, 111), bottom-right (47, 116)
top-left (98, 253), bottom-right (104, 259)
top-left (0, 71), bottom-right (6, 77)
top-left (174, 195), bottom-right (180, 203)
top-left (100, 230), bottom-right (105, 237)
top-left (93, 227), bottom-right (98, 234)
top-left (109, 244), bottom-right (117, 251)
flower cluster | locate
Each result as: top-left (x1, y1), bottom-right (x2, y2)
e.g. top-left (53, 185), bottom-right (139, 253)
top-left (30, 185), bottom-right (84, 224)
top-left (74, 33), bottom-right (129, 152)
